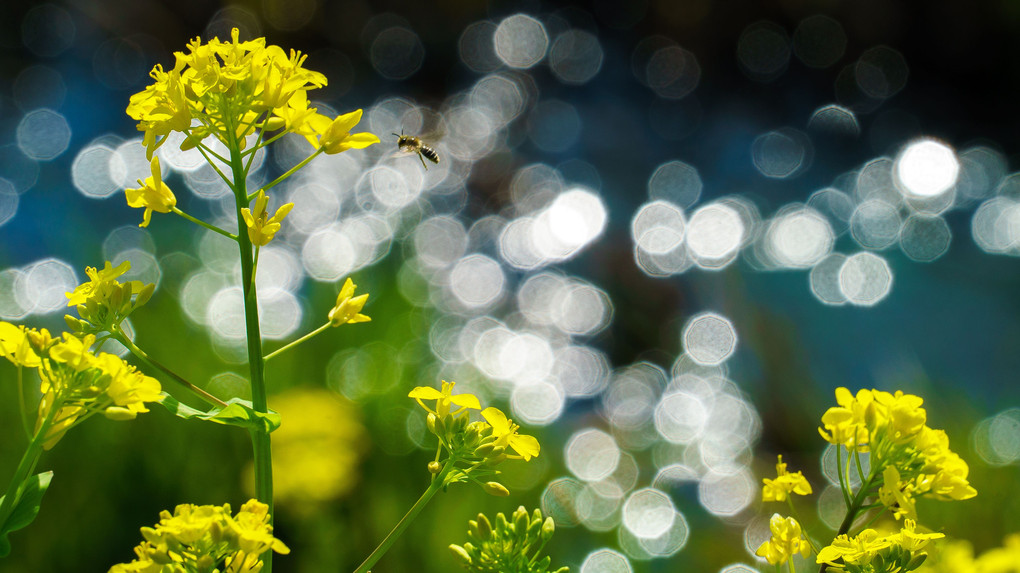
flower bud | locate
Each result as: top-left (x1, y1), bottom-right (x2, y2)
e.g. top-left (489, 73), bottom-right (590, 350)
top-left (449, 544), bottom-right (472, 564)
top-left (426, 413), bottom-right (438, 435)
top-left (64, 315), bottom-right (84, 333)
top-left (104, 406), bottom-right (138, 421)
top-left (475, 513), bottom-right (492, 540)
top-left (484, 481), bottom-right (510, 497)
top-left (541, 517), bottom-right (555, 542)
top-left (513, 506), bottom-right (529, 534)
top-left (136, 283), bottom-right (156, 307)
top-left (427, 461), bottom-right (442, 474)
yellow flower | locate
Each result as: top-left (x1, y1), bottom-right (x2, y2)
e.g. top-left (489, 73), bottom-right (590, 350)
top-left (878, 465), bottom-right (918, 520)
top-left (97, 352), bottom-right (163, 419)
top-left (409, 380), bottom-right (480, 419)
top-left (327, 278), bottom-right (370, 326)
top-left (312, 109), bottom-right (380, 154)
top-left (126, 64), bottom-right (192, 159)
top-left (762, 455), bottom-right (812, 502)
top-left (228, 500), bottom-right (291, 556)
top-left (816, 529), bottom-right (893, 566)
top-left (125, 157), bottom-right (176, 228)
top-left (894, 519), bottom-right (944, 552)
top-left (481, 407), bottom-right (540, 461)
top-left (756, 514), bottom-right (811, 565)
top-left (65, 261), bottom-right (133, 307)
top-left (241, 190), bottom-right (294, 246)
top-left (874, 389), bottom-right (927, 443)
top-left (0, 321), bottom-right (41, 368)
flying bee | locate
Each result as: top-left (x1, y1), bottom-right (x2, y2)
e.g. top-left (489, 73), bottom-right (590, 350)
top-left (393, 132), bottom-right (440, 170)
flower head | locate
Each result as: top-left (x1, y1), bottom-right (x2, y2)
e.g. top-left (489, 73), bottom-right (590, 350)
top-left (481, 406), bottom-right (540, 461)
top-left (756, 514), bottom-right (811, 565)
top-left (409, 380), bottom-right (480, 419)
top-left (313, 109), bottom-right (380, 154)
top-left (125, 157), bottom-right (176, 228)
top-left (327, 278), bottom-right (370, 326)
top-left (241, 190), bottom-right (294, 246)
top-left (762, 455), bottom-right (813, 502)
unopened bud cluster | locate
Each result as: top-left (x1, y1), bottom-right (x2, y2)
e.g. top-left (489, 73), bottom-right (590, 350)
top-left (449, 507), bottom-right (567, 573)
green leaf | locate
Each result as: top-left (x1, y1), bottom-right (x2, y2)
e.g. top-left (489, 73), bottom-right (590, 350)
top-left (0, 471), bottom-right (55, 557)
top-left (158, 394), bottom-right (281, 433)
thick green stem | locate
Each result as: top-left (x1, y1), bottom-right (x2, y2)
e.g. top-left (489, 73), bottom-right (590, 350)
top-left (263, 323), bottom-right (331, 362)
top-left (229, 135), bottom-right (274, 572)
top-left (818, 469), bottom-right (877, 573)
top-left (354, 463), bottom-right (454, 573)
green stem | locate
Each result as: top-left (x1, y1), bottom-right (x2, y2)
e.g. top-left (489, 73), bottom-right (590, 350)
top-left (113, 330), bottom-right (227, 409)
top-left (354, 463), bottom-right (454, 573)
top-left (0, 403), bottom-right (57, 533)
top-left (818, 469), bottom-right (877, 573)
top-left (16, 366), bottom-right (30, 440)
top-left (247, 148), bottom-right (323, 202)
top-left (263, 323), bottom-right (331, 362)
top-left (171, 207), bottom-right (238, 241)
top-left (229, 130), bottom-right (274, 572)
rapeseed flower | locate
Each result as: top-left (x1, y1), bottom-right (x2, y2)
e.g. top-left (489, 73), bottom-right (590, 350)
top-left (327, 278), bottom-right (371, 326)
top-left (762, 455), bottom-right (812, 502)
top-left (481, 407), bottom-right (540, 461)
top-left (409, 380), bottom-right (480, 419)
top-left (311, 109), bottom-right (380, 154)
top-left (241, 190), bottom-right (294, 246)
top-left (125, 157), bottom-right (176, 228)
top-left (755, 514), bottom-right (811, 565)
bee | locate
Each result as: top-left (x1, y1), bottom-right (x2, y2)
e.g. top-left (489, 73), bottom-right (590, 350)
top-left (393, 132), bottom-right (440, 170)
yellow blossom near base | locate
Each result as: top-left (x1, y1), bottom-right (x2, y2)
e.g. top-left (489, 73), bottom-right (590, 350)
top-left (108, 499), bottom-right (289, 573)
top-left (409, 380), bottom-right (480, 419)
top-left (762, 455), bottom-right (812, 502)
top-left (125, 157), bottom-right (176, 228)
top-left (756, 514), bottom-right (811, 565)
top-left (816, 520), bottom-right (943, 570)
top-left (327, 278), bottom-right (370, 326)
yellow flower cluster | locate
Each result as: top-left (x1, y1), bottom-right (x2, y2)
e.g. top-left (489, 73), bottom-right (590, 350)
top-left (816, 520), bottom-right (944, 571)
top-left (241, 190), bottom-right (294, 247)
top-left (0, 323), bottom-right (162, 449)
top-left (64, 260), bottom-right (155, 332)
top-left (408, 381), bottom-right (540, 494)
top-left (108, 499), bottom-right (289, 573)
top-left (125, 27), bottom-right (378, 160)
top-left (819, 387), bottom-right (976, 519)
top-left (762, 455), bottom-right (813, 503)
top-left (756, 514), bottom-right (812, 565)
top-left (915, 534), bottom-right (1020, 573)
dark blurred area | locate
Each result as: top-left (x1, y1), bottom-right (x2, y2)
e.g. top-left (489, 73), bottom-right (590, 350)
top-left (2, 1), bottom-right (1020, 572)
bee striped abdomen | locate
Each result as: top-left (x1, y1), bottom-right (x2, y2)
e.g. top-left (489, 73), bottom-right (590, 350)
top-left (420, 145), bottom-right (440, 164)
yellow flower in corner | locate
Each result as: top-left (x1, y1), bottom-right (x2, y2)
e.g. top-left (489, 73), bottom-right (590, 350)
top-left (756, 514), bottom-right (811, 565)
top-left (125, 156), bottom-right (176, 227)
top-left (327, 278), bottom-right (370, 326)
top-left (481, 407), bottom-right (540, 461)
top-left (241, 190), bottom-right (294, 246)
top-left (816, 529), bottom-right (892, 566)
top-left (762, 455), bottom-right (812, 502)
top-left (312, 109), bottom-right (381, 154)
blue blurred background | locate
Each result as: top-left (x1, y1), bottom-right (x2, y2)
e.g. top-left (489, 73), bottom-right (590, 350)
top-left (1, 1), bottom-right (1020, 572)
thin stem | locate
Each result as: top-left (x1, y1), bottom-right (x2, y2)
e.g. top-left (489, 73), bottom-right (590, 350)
top-left (835, 446), bottom-right (851, 508)
top-left (247, 148), bottom-right (323, 202)
top-left (113, 329), bottom-right (227, 409)
top-left (243, 130), bottom-right (287, 155)
top-left (785, 498), bottom-right (819, 554)
top-left (172, 207), bottom-right (238, 241)
top-left (818, 468), bottom-right (878, 573)
top-left (192, 142), bottom-right (235, 189)
top-left (354, 463), bottom-right (454, 573)
top-left (16, 366), bottom-right (31, 440)
top-left (263, 323), bottom-right (331, 362)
